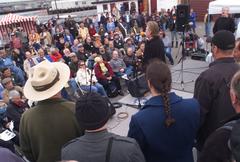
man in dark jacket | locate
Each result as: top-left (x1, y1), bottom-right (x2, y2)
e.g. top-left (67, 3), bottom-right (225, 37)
top-left (62, 92), bottom-right (145, 162)
top-left (143, 21), bottom-right (165, 69)
top-left (198, 71), bottom-right (240, 162)
top-left (213, 7), bottom-right (235, 34)
top-left (76, 43), bottom-right (88, 62)
top-left (194, 30), bottom-right (240, 153)
top-left (168, 14), bottom-right (178, 48)
top-left (6, 90), bottom-right (27, 132)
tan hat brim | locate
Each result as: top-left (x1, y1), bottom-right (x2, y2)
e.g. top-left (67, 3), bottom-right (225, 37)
top-left (23, 62), bottom-right (70, 101)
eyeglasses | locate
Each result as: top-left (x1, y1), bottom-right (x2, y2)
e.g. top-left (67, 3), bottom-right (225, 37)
top-left (79, 64), bottom-right (85, 66)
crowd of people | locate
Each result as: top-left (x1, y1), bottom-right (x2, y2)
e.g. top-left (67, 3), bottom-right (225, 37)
top-left (0, 4), bottom-right (240, 162)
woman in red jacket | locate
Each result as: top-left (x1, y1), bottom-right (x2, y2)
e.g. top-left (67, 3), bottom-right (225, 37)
top-left (50, 48), bottom-right (63, 62)
top-left (88, 24), bottom-right (97, 37)
top-left (94, 57), bottom-right (123, 96)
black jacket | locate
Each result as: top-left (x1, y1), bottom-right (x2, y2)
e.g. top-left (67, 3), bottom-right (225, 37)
top-left (213, 16), bottom-right (235, 34)
top-left (168, 19), bottom-right (177, 31)
top-left (194, 57), bottom-right (240, 151)
top-left (199, 114), bottom-right (240, 162)
top-left (143, 36), bottom-right (165, 68)
top-left (6, 101), bottom-right (26, 132)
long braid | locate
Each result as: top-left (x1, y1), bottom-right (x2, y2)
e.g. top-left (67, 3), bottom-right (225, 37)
top-left (162, 87), bottom-right (176, 128)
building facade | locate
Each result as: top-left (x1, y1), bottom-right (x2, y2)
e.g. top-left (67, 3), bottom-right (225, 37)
top-left (141, 0), bottom-right (177, 14)
top-left (141, 0), bottom-right (213, 21)
top-left (179, 0), bottom-right (213, 21)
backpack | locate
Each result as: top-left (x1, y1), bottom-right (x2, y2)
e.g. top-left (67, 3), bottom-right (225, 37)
top-left (217, 119), bottom-right (240, 162)
top-left (106, 81), bottom-right (118, 98)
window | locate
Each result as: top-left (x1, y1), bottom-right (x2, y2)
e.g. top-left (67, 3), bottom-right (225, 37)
top-left (123, 2), bottom-right (129, 11)
top-left (103, 4), bottom-right (108, 11)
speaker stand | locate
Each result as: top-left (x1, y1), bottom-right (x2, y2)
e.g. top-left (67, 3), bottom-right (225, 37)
top-left (173, 29), bottom-right (194, 91)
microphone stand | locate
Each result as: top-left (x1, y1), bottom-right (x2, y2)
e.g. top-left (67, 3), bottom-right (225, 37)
top-left (132, 55), bottom-right (142, 109)
top-left (89, 60), bottom-right (94, 93)
top-left (172, 25), bottom-right (194, 90)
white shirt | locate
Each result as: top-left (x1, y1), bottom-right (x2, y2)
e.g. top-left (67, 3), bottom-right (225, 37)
top-left (76, 68), bottom-right (97, 86)
top-left (236, 22), bottom-right (240, 39)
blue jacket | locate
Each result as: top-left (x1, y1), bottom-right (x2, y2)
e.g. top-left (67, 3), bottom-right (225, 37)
top-left (106, 22), bottom-right (115, 32)
top-left (64, 34), bottom-right (74, 45)
top-left (128, 92), bottom-right (200, 162)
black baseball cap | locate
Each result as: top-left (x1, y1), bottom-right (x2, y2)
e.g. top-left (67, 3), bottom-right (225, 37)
top-left (211, 30), bottom-right (235, 50)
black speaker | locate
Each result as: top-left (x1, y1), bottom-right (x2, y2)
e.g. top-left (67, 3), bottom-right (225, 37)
top-left (128, 74), bottom-right (149, 98)
top-left (176, 4), bottom-right (190, 32)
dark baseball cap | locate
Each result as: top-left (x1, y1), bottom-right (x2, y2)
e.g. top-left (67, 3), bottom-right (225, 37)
top-left (211, 30), bottom-right (235, 50)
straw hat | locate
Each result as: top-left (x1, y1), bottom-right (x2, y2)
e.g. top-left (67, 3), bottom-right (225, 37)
top-left (23, 61), bottom-right (70, 101)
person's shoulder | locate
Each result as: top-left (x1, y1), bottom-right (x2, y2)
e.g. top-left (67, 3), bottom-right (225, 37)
top-left (111, 134), bottom-right (139, 148)
top-left (182, 98), bottom-right (199, 106)
top-left (113, 134), bottom-right (136, 143)
top-left (197, 65), bottom-right (216, 81)
top-left (59, 100), bottom-right (76, 112)
top-left (62, 136), bottom-right (81, 151)
top-left (204, 125), bottom-right (231, 149)
top-left (180, 98), bottom-right (200, 113)
top-left (21, 106), bottom-right (37, 120)
top-left (61, 100), bottom-right (75, 107)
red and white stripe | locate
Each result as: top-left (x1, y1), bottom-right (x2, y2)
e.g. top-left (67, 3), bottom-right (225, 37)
top-left (0, 13), bottom-right (37, 34)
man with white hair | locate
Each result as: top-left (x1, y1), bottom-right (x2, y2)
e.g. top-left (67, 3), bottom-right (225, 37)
top-left (213, 7), bottom-right (235, 34)
top-left (6, 90), bottom-right (27, 132)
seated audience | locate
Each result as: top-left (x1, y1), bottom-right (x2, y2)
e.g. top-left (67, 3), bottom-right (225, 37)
top-left (76, 43), bottom-right (88, 62)
top-left (36, 48), bottom-right (53, 63)
top-left (0, 101), bottom-right (18, 153)
top-left (99, 45), bottom-right (111, 62)
top-left (1, 67), bottom-right (25, 87)
top-left (94, 57), bottom-right (123, 96)
top-left (50, 48), bottom-right (63, 62)
top-left (6, 90), bottom-right (27, 132)
top-left (23, 51), bottom-right (38, 77)
top-left (123, 47), bottom-right (136, 75)
top-left (1, 78), bottom-right (23, 104)
top-left (109, 50), bottom-right (129, 79)
top-left (75, 61), bottom-right (107, 96)
top-left (68, 53), bottom-right (79, 78)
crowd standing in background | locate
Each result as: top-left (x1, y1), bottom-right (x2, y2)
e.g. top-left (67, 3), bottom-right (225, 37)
top-left (0, 5), bottom-right (240, 162)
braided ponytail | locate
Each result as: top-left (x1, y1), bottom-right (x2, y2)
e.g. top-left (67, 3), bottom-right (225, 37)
top-left (162, 87), bottom-right (176, 128)
top-left (146, 59), bottom-right (176, 128)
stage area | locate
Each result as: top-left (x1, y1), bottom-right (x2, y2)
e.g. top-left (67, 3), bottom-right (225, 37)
top-left (108, 59), bottom-right (209, 136)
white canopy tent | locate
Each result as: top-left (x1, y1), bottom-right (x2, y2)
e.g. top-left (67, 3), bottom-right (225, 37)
top-left (209, 0), bottom-right (240, 15)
